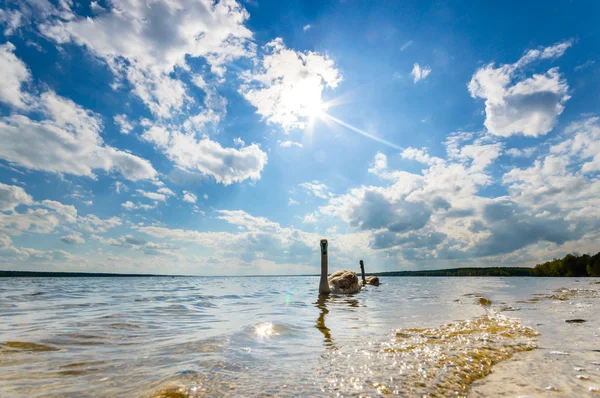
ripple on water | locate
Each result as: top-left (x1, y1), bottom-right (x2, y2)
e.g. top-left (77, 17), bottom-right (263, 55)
top-left (0, 341), bottom-right (59, 352)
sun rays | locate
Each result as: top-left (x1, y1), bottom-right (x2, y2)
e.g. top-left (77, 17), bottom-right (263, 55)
top-left (301, 96), bottom-right (403, 151)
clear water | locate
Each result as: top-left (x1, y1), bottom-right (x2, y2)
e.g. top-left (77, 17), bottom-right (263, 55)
top-left (0, 277), bottom-right (598, 397)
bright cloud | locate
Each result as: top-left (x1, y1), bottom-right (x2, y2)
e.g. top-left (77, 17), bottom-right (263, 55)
top-left (278, 140), bottom-right (303, 148)
top-left (114, 114), bottom-right (134, 134)
top-left (0, 48), bottom-right (157, 181)
top-left (240, 38), bottom-right (342, 130)
top-left (411, 63), bottom-right (431, 83)
top-left (182, 191), bottom-right (197, 203)
top-left (0, 182), bottom-right (33, 211)
top-left (142, 126), bottom-right (267, 185)
top-left (0, 42), bottom-right (32, 109)
top-left (41, 0), bottom-right (254, 118)
top-left (468, 41), bottom-right (572, 137)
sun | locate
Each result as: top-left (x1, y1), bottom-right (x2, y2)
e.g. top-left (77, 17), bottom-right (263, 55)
top-left (301, 101), bottom-right (327, 121)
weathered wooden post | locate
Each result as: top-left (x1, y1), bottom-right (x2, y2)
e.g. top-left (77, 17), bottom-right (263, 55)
top-left (359, 260), bottom-right (367, 285)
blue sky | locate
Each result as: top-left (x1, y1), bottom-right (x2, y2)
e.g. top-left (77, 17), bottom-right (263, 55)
top-left (0, 0), bottom-right (599, 275)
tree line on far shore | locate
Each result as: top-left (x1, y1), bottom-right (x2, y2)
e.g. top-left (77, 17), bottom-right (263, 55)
top-left (374, 252), bottom-right (600, 277)
top-left (531, 252), bottom-right (600, 277)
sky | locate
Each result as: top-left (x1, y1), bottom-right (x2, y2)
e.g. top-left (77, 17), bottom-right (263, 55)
top-left (0, 0), bottom-right (599, 275)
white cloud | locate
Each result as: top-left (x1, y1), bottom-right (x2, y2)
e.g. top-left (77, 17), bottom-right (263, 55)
top-left (113, 114), bottom-right (134, 134)
top-left (142, 126), bottom-right (267, 185)
top-left (549, 117), bottom-right (600, 173)
top-left (182, 191), bottom-right (197, 203)
top-left (299, 181), bottom-right (332, 199)
top-left (203, 193), bottom-right (209, 200)
top-left (92, 234), bottom-right (178, 256)
top-left (60, 234), bottom-right (85, 244)
top-left (0, 42), bottom-right (32, 109)
top-left (0, 208), bottom-right (61, 236)
top-left (122, 201), bottom-right (156, 211)
top-left (139, 209), bottom-right (319, 265)
top-left (78, 214), bottom-right (121, 233)
top-left (468, 41), bottom-right (572, 137)
top-left (0, 9), bottom-right (25, 36)
top-left (288, 198), bottom-right (299, 206)
top-left (136, 189), bottom-right (167, 202)
top-left (157, 187), bottom-right (177, 197)
top-left (0, 182), bottom-right (33, 211)
top-left (278, 140), bottom-right (303, 148)
top-left (319, 114), bottom-right (600, 265)
top-left (233, 137), bottom-right (245, 146)
top-left (240, 38), bottom-right (342, 130)
top-left (302, 213), bottom-right (318, 223)
top-left (411, 63), bottom-right (431, 83)
top-left (303, 24), bottom-right (311, 31)
top-left (41, 0), bottom-right (254, 118)
top-left (401, 147), bottom-right (442, 166)
top-left (114, 181), bottom-right (128, 194)
top-left (368, 152), bottom-right (388, 174)
top-left (506, 147), bottom-right (536, 158)
top-left (0, 49), bottom-right (157, 181)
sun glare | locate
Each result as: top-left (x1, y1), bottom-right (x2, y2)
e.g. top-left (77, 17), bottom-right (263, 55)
top-left (302, 101), bottom-right (327, 119)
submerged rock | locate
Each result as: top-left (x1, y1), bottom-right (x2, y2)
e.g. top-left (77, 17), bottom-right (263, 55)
top-left (478, 297), bottom-right (492, 306)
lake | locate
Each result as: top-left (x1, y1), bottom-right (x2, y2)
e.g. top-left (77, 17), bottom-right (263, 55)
top-left (1, 276), bottom-right (599, 396)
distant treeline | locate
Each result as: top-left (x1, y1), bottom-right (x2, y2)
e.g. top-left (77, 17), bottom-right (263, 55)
top-left (0, 270), bottom-right (164, 278)
top-left (374, 267), bottom-right (532, 277)
top-left (531, 252), bottom-right (600, 277)
top-left (374, 252), bottom-right (600, 277)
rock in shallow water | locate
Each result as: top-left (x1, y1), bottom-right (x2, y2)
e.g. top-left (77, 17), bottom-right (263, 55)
top-left (565, 319), bottom-right (587, 323)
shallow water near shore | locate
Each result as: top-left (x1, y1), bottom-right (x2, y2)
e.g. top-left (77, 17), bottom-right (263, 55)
top-left (0, 276), bottom-right (599, 397)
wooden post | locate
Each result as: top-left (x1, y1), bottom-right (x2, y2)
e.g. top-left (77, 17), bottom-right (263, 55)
top-left (360, 260), bottom-right (366, 285)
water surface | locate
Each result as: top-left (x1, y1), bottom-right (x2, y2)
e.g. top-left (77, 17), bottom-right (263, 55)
top-left (1, 276), bottom-right (598, 396)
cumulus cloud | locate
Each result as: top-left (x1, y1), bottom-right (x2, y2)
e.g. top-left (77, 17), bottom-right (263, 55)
top-left (92, 234), bottom-right (177, 256)
top-left (114, 114), bottom-right (134, 134)
top-left (318, 112), bottom-right (600, 265)
top-left (368, 152), bottom-right (388, 174)
top-left (157, 187), bottom-right (177, 197)
top-left (60, 234), bottom-right (85, 244)
top-left (41, 0), bottom-right (254, 118)
top-left (278, 140), bottom-right (303, 148)
top-left (299, 181), bottom-right (333, 199)
top-left (122, 201), bottom-right (156, 211)
top-left (411, 63), bottom-right (431, 83)
top-left (240, 38), bottom-right (342, 130)
top-left (549, 117), bottom-right (600, 173)
top-left (0, 182), bottom-right (33, 211)
top-left (0, 42), bottom-right (32, 109)
top-left (139, 209), bottom-right (318, 264)
top-left (0, 48), bottom-right (157, 181)
top-left (182, 191), bottom-right (197, 203)
top-left (142, 125), bottom-right (267, 185)
top-left (468, 41), bottom-right (572, 137)
top-left (136, 189), bottom-right (168, 202)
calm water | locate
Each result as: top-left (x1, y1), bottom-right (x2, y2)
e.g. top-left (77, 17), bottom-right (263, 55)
top-left (1, 277), bottom-right (599, 397)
